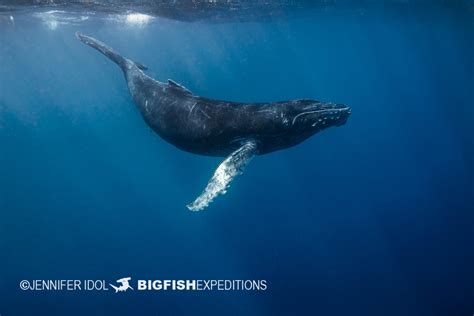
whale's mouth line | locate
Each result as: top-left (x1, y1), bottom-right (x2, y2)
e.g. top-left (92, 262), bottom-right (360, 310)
top-left (291, 107), bottom-right (350, 126)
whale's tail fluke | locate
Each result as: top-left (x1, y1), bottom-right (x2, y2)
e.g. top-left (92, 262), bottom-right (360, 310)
top-left (75, 32), bottom-right (146, 73)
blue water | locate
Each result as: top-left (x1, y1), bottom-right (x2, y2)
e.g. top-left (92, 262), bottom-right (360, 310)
top-left (1, 3), bottom-right (473, 315)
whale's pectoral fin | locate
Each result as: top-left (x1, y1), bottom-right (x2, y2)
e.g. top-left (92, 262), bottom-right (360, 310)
top-left (187, 140), bottom-right (258, 212)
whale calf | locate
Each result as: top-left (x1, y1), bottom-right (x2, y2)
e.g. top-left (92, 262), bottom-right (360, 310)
top-left (76, 32), bottom-right (351, 211)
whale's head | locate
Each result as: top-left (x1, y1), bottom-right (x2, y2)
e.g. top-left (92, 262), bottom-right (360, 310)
top-left (256, 99), bottom-right (351, 154)
top-left (271, 100), bottom-right (351, 151)
top-left (289, 100), bottom-right (351, 133)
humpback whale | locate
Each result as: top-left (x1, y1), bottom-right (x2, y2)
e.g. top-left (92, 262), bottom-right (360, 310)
top-left (76, 32), bottom-right (351, 211)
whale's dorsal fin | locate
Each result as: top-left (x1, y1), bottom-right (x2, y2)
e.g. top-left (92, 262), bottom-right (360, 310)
top-left (187, 140), bottom-right (258, 211)
top-left (168, 79), bottom-right (192, 95)
top-left (134, 61), bottom-right (148, 71)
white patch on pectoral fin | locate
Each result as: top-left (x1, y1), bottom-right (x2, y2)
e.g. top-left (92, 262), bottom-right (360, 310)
top-left (187, 140), bottom-right (258, 211)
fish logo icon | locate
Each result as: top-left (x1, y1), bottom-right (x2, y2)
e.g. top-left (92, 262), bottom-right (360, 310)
top-left (109, 277), bottom-right (134, 293)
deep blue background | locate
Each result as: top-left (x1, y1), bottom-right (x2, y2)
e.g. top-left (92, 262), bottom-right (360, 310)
top-left (0, 3), bottom-right (473, 315)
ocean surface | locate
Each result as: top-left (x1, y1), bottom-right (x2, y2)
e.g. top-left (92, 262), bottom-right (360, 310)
top-left (0, 1), bottom-right (473, 315)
